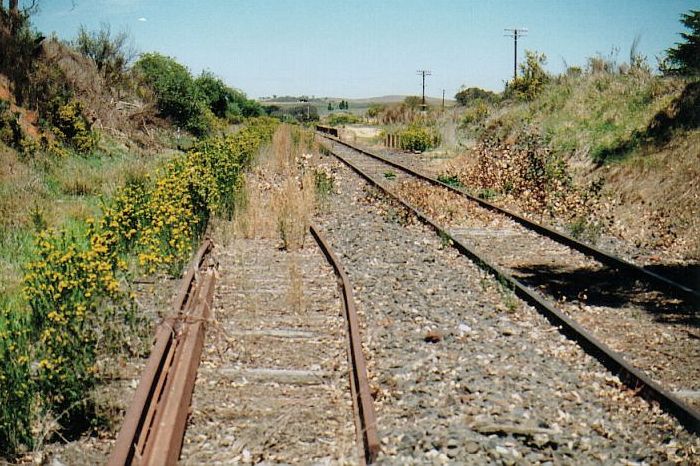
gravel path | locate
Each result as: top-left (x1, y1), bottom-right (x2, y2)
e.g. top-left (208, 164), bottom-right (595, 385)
top-left (314, 149), bottom-right (699, 464)
top-left (322, 137), bottom-right (700, 411)
top-left (180, 236), bottom-right (357, 464)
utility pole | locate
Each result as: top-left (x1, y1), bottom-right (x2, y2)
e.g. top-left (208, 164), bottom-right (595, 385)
top-left (417, 69), bottom-right (431, 110)
top-left (442, 89), bottom-right (445, 110)
top-left (504, 28), bottom-right (528, 81)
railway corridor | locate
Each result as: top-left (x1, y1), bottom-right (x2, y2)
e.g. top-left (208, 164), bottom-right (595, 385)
top-left (179, 237), bottom-right (357, 464)
top-left (114, 137), bottom-right (698, 464)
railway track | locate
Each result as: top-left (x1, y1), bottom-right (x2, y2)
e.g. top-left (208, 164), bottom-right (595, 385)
top-left (317, 132), bottom-right (700, 434)
top-left (108, 227), bottom-right (378, 465)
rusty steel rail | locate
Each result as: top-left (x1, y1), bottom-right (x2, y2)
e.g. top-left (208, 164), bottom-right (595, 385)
top-left (319, 134), bottom-right (700, 305)
top-left (108, 239), bottom-right (216, 466)
top-left (319, 138), bottom-right (700, 435)
top-left (310, 224), bottom-right (380, 464)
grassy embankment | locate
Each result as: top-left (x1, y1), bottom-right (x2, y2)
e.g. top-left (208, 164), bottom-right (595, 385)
top-left (0, 15), bottom-right (275, 458)
top-left (446, 68), bottom-right (699, 261)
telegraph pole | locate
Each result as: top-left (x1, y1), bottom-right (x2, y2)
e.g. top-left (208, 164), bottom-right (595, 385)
top-left (442, 89), bottom-right (445, 110)
top-left (417, 69), bottom-right (432, 110)
top-left (504, 28), bottom-right (528, 80)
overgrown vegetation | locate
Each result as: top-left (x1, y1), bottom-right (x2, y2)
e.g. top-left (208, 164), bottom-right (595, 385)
top-left (504, 50), bottom-right (550, 101)
top-left (73, 23), bottom-right (134, 89)
top-left (398, 124), bottom-right (441, 152)
top-left (447, 9), bottom-right (700, 258)
top-left (1, 117), bottom-right (277, 456)
top-left (0, 5), bottom-right (274, 457)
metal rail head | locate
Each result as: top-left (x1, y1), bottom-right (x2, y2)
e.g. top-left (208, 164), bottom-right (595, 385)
top-left (318, 137), bottom-right (700, 435)
top-left (310, 224), bottom-right (380, 464)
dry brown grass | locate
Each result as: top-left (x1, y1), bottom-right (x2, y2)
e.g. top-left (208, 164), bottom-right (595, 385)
top-left (232, 175), bottom-right (277, 240)
top-left (232, 125), bottom-right (317, 250)
top-left (286, 253), bottom-right (305, 313)
top-left (274, 173), bottom-right (315, 251)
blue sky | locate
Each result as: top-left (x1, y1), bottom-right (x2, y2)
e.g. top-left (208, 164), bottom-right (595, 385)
top-left (29, 0), bottom-right (698, 99)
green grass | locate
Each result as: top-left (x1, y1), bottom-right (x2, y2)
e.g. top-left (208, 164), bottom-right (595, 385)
top-left (0, 137), bottom-right (172, 314)
top-left (482, 72), bottom-right (689, 164)
top-left (538, 74), bottom-right (683, 162)
top-left (437, 174), bottom-right (464, 188)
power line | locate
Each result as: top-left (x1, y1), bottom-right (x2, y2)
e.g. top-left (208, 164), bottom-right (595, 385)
top-left (417, 69), bottom-right (432, 109)
top-left (504, 28), bottom-right (528, 81)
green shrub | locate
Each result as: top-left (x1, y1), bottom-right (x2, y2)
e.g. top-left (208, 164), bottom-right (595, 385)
top-left (313, 167), bottom-right (335, 199)
top-left (437, 174), bottom-right (464, 188)
top-left (460, 101), bottom-right (489, 126)
top-left (194, 71), bottom-right (262, 120)
top-left (0, 99), bottom-right (25, 151)
top-left (134, 53), bottom-right (211, 136)
top-left (49, 99), bottom-right (98, 153)
top-left (505, 50), bottom-right (550, 101)
top-left (455, 87), bottom-right (499, 106)
top-left (327, 112), bottom-right (360, 126)
top-left (398, 125), bottom-right (440, 152)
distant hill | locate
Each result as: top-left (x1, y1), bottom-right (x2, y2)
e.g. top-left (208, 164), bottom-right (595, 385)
top-left (262, 95), bottom-right (455, 106)
top-left (347, 95), bottom-right (455, 105)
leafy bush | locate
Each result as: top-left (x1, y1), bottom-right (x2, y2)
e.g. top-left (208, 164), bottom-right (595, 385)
top-left (326, 112), bottom-right (360, 126)
top-left (403, 95), bottom-right (422, 109)
top-left (398, 125), bottom-right (440, 152)
top-left (73, 23), bottom-right (133, 87)
top-left (194, 71), bottom-right (262, 120)
top-left (455, 87), bottom-right (499, 106)
top-left (134, 53), bottom-right (211, 136)
top-left (48, 99), bottom-right (98, 153)
top-left (0, 99), bottom-right (24, 151)
top-left (366, 104), bottom-right (384, 118)
top-left (460, 101), bottom-right (489, 126)
top-left (505, 50), bottom-right (550, 101)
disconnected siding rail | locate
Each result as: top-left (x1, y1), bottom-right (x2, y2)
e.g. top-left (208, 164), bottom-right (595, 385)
top-left (108, 239), bottom-right (216, 466)
top-left (109, 228), bottom-right (379, 465)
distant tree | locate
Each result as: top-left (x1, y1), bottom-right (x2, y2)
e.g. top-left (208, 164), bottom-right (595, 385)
top-left (454, 87), bottom-right (499, 106)
top-left (327, 102), bottom-right (332, 111)
top-left (74, 23), bottom-right (134, 87)
top-left (403, 95), bottom-right (421, 109)
top-left (288, 104), bottom-right (319, 122)
top-left (505, 50), bottom-right (549, 101)
top-left (661, 10), bottom-right (700, 76)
